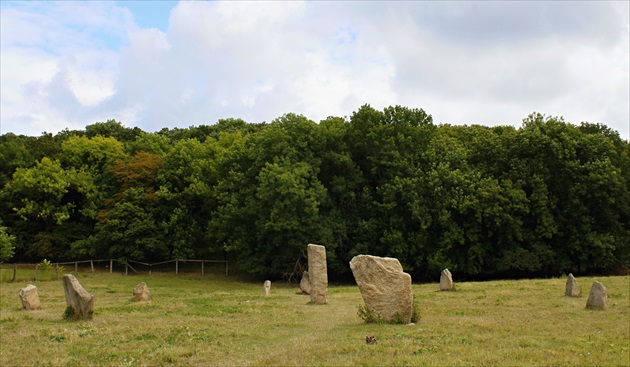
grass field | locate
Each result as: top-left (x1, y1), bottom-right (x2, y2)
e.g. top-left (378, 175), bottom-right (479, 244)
top-left (1, 272), bottom-right (628, 366)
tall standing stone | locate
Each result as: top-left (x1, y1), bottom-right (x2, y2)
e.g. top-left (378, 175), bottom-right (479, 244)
top-left (299, 271), bottom-right (312, 295)
top-left (565, 273), bottom-right (580, 297)
top-left (19, 284), bottom-right (41, 310)
top-left (307, 244), bottom-right (328, 304)
top-left (440, 268), bottom-right (453, 291)
top-left (133, 282), bottom-right (152, 302)
top-left (62, 274), bottom-right (94, 320)
top-left (263, 280), bottom-right (271, 296)
top-left (586, 281), bottom-right (607, 310)
top-left (350, 255), bottom-right (413, 324)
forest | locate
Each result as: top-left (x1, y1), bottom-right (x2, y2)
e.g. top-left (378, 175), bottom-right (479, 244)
top-left (1, 105), bottom-right (629, 281)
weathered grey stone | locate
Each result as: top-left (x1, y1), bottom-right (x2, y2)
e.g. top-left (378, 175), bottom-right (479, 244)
top-left (133, 282), bottom-right (152, 302)
top-left (263, 280), bottom-right (271, 296)
top-left (19, 284), bottom-right (40, 310)
top-left (350, 255), bottom-right (413, 324)
top-left (299, 271), bottom-right (311, 295)
top-left (586, 281), bottom-right (607, 310)
top-left (62, 274), bottom-right (94, 320)
top-left (440, 268), bottom-right (453, 291)
top-left (565, 273), bottom-right (580, 297)
top-left (307, 244), bottom-right (328, 304)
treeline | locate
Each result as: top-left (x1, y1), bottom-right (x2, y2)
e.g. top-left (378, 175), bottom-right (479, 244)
top-left (1, 105), bottom-right (629, 280)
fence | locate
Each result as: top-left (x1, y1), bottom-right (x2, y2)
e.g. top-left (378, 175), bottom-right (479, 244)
top-left (1, 259), bottom-right (228, 282)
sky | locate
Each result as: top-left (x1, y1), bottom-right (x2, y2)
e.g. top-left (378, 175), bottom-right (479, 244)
top-left (1, 1), bottom-right (629, 140)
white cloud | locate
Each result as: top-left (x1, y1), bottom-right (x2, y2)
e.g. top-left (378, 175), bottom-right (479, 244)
top-left (0, 2), bottom-right (135, 134)
top-left (1, 1), bottom-right (628, 140)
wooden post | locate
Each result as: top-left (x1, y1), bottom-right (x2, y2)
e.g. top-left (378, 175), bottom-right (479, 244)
top-left (90, 260), bottom-right (94, 274)
top-left (125, 263), bottom-right (128, 276)
top-left (35, 264), bottom-right (39, 282)
top-left (175, 259), bottom-right (179, 275)
top-left (75, 262), bottom-right (78, 275)
top-left (223, 250), bottom-right (228, 276)
top-left (201, 261), bottom-right (204, 276)
top-left (110, 259), bottom-right (113, 274)
top-left (55, 263), bottom-right (59, 280)
top-left (12, 264), bottom-right (16, 282)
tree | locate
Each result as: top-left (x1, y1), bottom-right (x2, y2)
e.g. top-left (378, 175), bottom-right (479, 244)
top-left (2, 157), bottom-right (98, 260)
top-left (156, 138), bottom-right (219, 258)
top-left (0, 221), bottom-right (15, 263)
top-left (0, 134), bottom-right (37, 188)
top-left (73, 150), bottom-right (165, 260)
top-left (506, 113), bottom-right (629, 275)
top-left (2, 105), bottom-right (627, 278)
top-left (250, 160), bottom-right (327, 275)
top-left (126, 132), bottom-right (172, 156)
top-left (84, 187), bottom-right (167, 260)
top-left (209, 114), bottom-right (333, 276)
top-left (85, 119), bottom-right (142, 142)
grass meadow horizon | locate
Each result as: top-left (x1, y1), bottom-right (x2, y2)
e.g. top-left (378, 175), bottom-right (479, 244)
top-left (1, 271), bottom-right (628, 366)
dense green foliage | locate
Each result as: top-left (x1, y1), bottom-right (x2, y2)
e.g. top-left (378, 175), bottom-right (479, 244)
top-left (1, 107), bottom-right (628, 279)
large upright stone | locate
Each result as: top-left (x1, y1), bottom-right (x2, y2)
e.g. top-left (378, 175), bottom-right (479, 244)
top-left (565, 273), bottom-right (580, 297)
top-left (299, 271), bottom-right (311, 295)
top-left (133, 282), bottom-right (152, 302)
top-left (586, 281), bottom-right (607, 310)
top-left (350, 255), bottom-right (413, 324)
top-left (307, 244), bottom-right (328, 304)
top-left (19, 284), bottom-right (40, 310)
top-left (62, 274), bottom-right (94, 320)
top-left (440, 268), bottom-right (453, 291)
top-left (263, 280), bottom-right (271, 296)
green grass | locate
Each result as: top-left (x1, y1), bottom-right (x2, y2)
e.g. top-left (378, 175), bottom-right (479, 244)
top-left (1, 273), bottom-right (629, 366)
top-left (1, 267), bottom-right (62, 283)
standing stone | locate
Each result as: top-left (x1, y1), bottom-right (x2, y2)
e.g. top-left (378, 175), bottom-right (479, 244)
top-left (585, 281), bottom-right (607, 310)
top-left (565, 273), bottom-right (580, 297)
top-left (62, 274), bottom-right (94, 320)
top-left (299, 271), bottom-right (312, 295)
top-left (307, 244), bottom-right (328, 304)
top-left (440, 268), bottom-right (453, 291)
top-left (350, 255), bottom-right (413, 324)
top-left (263, 280), bottom-right (271, 296)
top-left (19, 284), bottom-right (40, 310)
top-left (133, 282), bottom-right (152, 302)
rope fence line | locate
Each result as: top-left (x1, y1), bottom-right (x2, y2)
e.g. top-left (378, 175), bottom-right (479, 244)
top-left (2, 259), bottom-right (228, 282)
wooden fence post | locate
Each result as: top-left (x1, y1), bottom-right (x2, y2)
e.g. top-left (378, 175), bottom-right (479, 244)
top-left (90, 260), bottom-right (94, 274)
top-left (55, 263), bottom-right (59, 280)
top-left (201, 261), bottom-right (204, 276)
top-left (12, 264), bottom-right (16, 282)
top-left (125, 263), bottom-right (128, 276)
top-left (176, 259), bottom-right (179, 275)
top-left (225, 261), bottom-right (228, 276)
top-left (75, 262), bottom-right (78, 275)
top-left (110, 259), bottom-right (113, 274)
top-left (35, 264), bottom-right (39, 282)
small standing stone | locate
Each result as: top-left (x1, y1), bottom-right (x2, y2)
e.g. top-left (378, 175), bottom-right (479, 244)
top-left (307, 244), bottom-right (328, 304)
top-left (62, 274), bottom-right (94, 320)
top-left (19, 284), bottom-right (40, 310)
top-left (133, 282), bottom-right (152, 302)
top-left (263, 280), bottom-right (271, 296)
top-left (586, 281), bottom-right (607, 310)
top-left (300, 271), bottom-right (311, 295)
top-left (440, 268), bottom-right (453, 291)
top-left (565, 273), bottom-right (580, 297)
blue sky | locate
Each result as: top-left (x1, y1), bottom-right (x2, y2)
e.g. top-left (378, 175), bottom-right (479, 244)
top-left (116, 0), bottom-right (177, 31)
top-left (1, 1), bottom-right (628, 140)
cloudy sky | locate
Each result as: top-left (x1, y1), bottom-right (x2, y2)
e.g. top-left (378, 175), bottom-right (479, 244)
top-left (1, 1), bottom-right (629, 140)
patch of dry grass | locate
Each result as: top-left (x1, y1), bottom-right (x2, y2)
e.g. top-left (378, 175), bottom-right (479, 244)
top-left (1, 273), bottom-right (628, 366)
